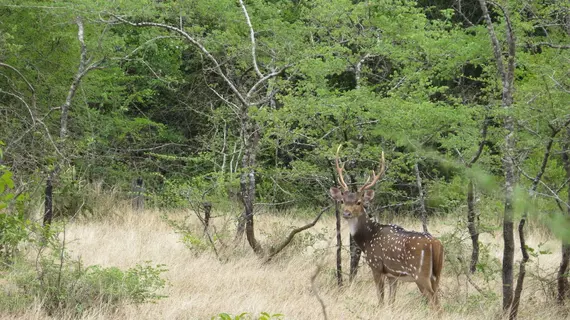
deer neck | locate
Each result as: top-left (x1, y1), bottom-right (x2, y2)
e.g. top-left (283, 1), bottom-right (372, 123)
top-left (347, 214), bottom-right (380, 250)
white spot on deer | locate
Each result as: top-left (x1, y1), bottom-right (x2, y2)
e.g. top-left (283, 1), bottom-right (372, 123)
top-left (429, 243), bottom-right (433, 280)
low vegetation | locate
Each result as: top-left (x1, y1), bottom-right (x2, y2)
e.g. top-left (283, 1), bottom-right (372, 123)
top-left (0, 195), bottom-right (568, 319)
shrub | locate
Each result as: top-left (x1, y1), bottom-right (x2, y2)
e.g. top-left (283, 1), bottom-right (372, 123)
top-left (0, 148), bottom-right (30, 262)
top-left (9, 253), bottom-right (167, 316)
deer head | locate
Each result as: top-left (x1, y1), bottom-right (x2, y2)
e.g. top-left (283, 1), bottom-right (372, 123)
top-left (329, 145), bottom-right (385, 220)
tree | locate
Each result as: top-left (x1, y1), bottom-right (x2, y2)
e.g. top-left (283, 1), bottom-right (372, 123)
top-left (477, 0), bottom-right (517, 315)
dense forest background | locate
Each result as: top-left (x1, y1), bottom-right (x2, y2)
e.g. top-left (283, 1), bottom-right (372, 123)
top-left (1, 0), bottom-right (569, 318)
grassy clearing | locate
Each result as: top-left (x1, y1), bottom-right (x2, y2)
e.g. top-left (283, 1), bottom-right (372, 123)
top-left (1, 203), bottom-right (569, 319)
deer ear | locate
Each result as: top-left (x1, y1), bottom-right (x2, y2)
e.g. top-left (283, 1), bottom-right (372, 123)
top-left (363, 189), bottom-right (375, 202)
top-left (330, 187), bottom-right (343, 201)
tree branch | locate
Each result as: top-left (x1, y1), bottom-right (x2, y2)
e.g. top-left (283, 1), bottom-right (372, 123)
top-left (60, 16), bottom-right (102, 139)
top-left (264, 205), bottom-right (331, 263)
top-left (468, 115), bottom-right (490, 167)
top-left (0, 62), bottom-right (35, 97)
top-left (518, 164), bottom-right (570, 210)
top-left (478, 0), bottom-right (506, 83)
top-left (246, 65), bottom-right (290, 100)
top-left (311, 265), bottom-right (329, 320)
top-left (239, 0), bottom-right (263, 78)
top-left (112, 14), bottom-right (249, 107)
top-left (532, 42), bottom-right (570, 50)
top-left (530, 119), bottom-right (570, 191)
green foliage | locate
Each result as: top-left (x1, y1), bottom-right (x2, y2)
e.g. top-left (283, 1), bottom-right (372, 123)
top-left (7, 252), bottom-right (167, 316)
top-left (1, 0), bottom-right (569, 239)
top-left (0, 144), bottom-right (30, 261)
top-left (163, 212), bottom-right (211, 253)
top-left (439, 217), bottom-right (501, 284)
top-left (53, 166), bottom-right (94, 219)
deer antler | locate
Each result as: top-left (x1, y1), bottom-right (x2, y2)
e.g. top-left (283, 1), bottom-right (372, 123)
top-left (335, 145), bottom-right (349, 191)
top-left (358, 151), bottom-right (385, 192)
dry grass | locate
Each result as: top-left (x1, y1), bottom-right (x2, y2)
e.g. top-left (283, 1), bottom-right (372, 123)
top-left (4, 204), bottom-right (570, 320)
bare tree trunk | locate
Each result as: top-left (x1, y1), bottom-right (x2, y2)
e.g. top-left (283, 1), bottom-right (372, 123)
top-left (511, 217), bottom-right (529, 320)
top-left (235, 210), bottom-right (246, 240)
top-left (43, 173), bottom-right (54, 227)
top-left (239, 114), bottom-right (262, 254)
top-left (347, 171), bottom-right (361, 282)
top-left (466, 115), bottom-right (488, 273)
top-left (512, 122), bottom-right (569, 318)
top-left (349, 235), bottom-right (361, 282)
top-left (502, 122), bottom-right (516, 317)
top-left (43, 17), bottom-right (97, 228)
top-left (558, 131), bottom-right (570, 304)
top-left (558, 245), bottom-right (570, 304)
top-left (203, 202), bottom-right (211, 233)
top-left (335, 195), bottom-right (343, 286)
top-left (467, 180), bottom-right (479, 273)
top-left (478, 0), bottom-right (517, 315)
top-left (414, 161), bottom-right (428, 233)
top-left (132, 177), bottom-right (145, 212)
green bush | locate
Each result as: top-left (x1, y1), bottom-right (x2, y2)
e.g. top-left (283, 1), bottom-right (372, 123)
top-left (6, 253), bottom-right (167, 316)
top-left (0, 146), bottom-right (30, 262)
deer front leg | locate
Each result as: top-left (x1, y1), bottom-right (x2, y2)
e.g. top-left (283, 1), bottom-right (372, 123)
top-left (372, 269), bottom-right (385, 304)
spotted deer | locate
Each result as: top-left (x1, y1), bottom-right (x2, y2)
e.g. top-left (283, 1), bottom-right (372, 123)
top-left (330, 146), bottom-right (444, 309)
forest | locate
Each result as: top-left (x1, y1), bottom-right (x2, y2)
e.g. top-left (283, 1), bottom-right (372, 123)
top-left (1, 0), bottom-right (569, 319)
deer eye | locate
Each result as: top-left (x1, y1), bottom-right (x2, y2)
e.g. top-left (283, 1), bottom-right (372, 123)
top-left (357, 200), bottom-right (362, 205)
top-left (340, 200), bottom-right (344, 204)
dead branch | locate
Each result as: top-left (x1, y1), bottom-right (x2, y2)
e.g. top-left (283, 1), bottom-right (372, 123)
top-left (60, 16), bottom-right (103, 139)
top-left (0, 62), bottom-right (36, 98)
top-left (264, 205), bottom-right (331, 263)
top-left (238, 0), bottom-right (262, 78)
top-left (311, 265), bottom-right (329, 320)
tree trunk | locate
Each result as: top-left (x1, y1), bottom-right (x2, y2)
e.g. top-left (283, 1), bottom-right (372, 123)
top-left (558, 132), bottom-right (570, 304)
top-left (514, 123), bottom-right (564, 317)
top-left (466, 115), bottom-right (488, 274)
top-left (347, 171), bottom-right (361, 282)
top-left (558, 244), bottom-right (570, 304)
top-left (203, 202), bottom-right (212, 233)
top-left (467, 179), bottom-right (479, 273)
top-left (414, 161), bottom-right (428, 233)
top-left (132, 177), bottom-right (145, 212)
top-left (511, 216), bottom-right (529, 320)
top-left (349, 235), bottom-right (361, 282)
top-left (43, 173), bottom-right (54, 227)
top-left (335, 201), bottom-right (343, 287)
top-left (478, 0), bottom-right (517, 314)
top-left (502, 114), bottom-right (516, 316)
top-left (238, 113), bottom-right (262, 254)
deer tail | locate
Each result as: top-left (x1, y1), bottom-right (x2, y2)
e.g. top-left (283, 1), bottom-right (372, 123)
top-left (431, 240), bottom-right (444, 292)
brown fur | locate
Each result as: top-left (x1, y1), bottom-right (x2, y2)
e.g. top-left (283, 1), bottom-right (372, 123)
top-left (330, 187), bottom-right (444, 310)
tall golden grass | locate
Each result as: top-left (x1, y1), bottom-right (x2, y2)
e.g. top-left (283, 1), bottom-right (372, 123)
top-left (4, 202), bottom-right (569, 320)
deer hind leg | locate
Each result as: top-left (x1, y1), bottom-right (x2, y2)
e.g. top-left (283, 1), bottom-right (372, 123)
top-left (416, 278), bottom-right (438, 309)
top-left (430, 276), bottom-right (440, 308)
top-left (372, 270), bottom-right (385, 305)
top-left (388, 277), bottom-right (398, 305)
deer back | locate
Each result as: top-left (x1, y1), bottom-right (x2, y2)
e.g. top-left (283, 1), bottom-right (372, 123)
top-left (352, 216), bottom-right (442, 282)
